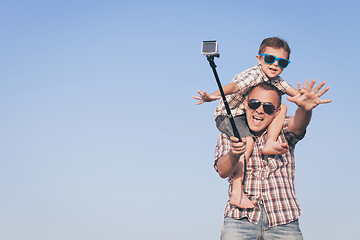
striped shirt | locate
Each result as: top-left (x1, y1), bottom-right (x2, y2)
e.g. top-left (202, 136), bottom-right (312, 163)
top-left (214, 117), bottom-right (305, 228)
top-left (214, 65), bottom-right (291, 118)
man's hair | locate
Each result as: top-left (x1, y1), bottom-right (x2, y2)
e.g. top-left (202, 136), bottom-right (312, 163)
top-left (258, 37), bottom-right (291, 59)
top-left (247, 82), bottom-right (282, 108)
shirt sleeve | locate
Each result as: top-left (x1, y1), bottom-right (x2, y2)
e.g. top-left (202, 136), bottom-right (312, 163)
top-left (271, 76), bottom-right (291, 94)
top-left (282, 116), bottom-right (306, 146)
top-left (214, 133), bottom-right (230, 172)
top-left (232, 66), bottom-right (266, 95)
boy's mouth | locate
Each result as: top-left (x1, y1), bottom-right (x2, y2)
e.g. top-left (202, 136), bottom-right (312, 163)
top-left (269, 67), bottom-right (277, 73)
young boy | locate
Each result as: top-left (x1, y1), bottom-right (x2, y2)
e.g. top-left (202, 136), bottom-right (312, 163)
top-left (194, 37), bottom-right (298, 209)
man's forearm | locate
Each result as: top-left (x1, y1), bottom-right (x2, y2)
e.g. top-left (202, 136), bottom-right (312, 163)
top-left (216, 151), bottom-right (241, 178)
top-left (289, 107), bottom-right (312, 136)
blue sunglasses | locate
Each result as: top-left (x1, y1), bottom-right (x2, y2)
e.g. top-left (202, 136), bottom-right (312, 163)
top-left (259, 53), bottom-right (290, 69)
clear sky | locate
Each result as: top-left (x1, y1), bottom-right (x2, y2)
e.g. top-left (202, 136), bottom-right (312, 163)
top-left (1, 0), bottom-right (359, 239)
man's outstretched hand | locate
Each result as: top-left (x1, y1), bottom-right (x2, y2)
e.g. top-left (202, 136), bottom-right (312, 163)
top-left (287, 79), bottom-right (332, 111)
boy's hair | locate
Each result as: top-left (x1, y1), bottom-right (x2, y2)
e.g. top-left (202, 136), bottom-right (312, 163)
top-left (258, 37), bottom-right (291, 59)
top-left (248, 82), bottom-right (282, 108)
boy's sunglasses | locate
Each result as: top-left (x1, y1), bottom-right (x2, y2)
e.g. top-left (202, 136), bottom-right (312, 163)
top-left (247, 99), bottom-right (277, 115)
top-left (259, 53), bottom-right (290, 69)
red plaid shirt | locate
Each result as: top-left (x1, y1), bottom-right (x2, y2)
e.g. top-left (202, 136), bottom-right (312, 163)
top-left (214, 117), bottom-right (305, 227)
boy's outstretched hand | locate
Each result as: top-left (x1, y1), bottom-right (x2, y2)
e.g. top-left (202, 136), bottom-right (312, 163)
top-left (193, 90), bottom-right (221, 105)
top-left (287, 79), bottom-right (332, 111)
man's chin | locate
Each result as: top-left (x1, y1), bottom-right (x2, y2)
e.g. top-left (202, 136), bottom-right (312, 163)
top-left (248, 118), bottom-right (264, 130)
top-left (248, 124), bottom-right (265, 136)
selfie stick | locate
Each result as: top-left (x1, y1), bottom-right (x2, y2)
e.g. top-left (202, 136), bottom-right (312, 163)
top-left (206, 54), bottom-right (247, 185)
top-left (206, 55), bottom-right (242, 142)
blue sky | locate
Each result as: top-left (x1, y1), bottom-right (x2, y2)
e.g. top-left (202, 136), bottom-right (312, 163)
top-left (0, 0), bottom-right (359, 239)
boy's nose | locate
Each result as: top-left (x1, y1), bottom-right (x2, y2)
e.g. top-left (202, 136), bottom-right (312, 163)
top-left (272, 60), bottom-right (279, 67)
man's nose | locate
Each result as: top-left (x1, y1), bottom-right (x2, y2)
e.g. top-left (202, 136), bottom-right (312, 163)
top-left (256, 104), bottom-right (265, 114)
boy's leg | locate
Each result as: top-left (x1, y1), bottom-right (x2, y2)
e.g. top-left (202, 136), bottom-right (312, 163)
top-left (230, 136), bottom-right (256, 209)
top-left (262, 103), bottom-right (289, 155)
top-left (216, 115), bottom-right (233, 138)
top-left (216, 114), bottom-right (256, 208)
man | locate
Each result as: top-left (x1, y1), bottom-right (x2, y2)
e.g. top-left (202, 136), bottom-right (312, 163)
top-left (215, 80), bottom-right (331, 239)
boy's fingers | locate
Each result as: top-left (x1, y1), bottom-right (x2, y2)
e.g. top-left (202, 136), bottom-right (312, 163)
top-left (302, 79), bottom-right (309, 90)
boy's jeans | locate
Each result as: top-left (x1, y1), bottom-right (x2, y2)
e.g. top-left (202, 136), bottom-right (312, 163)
top-left (221, 204), bottom-right (303, 240)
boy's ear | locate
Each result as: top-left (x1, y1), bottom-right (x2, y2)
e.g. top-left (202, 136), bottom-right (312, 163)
top-left (256, 55), bottom-right (261, 64)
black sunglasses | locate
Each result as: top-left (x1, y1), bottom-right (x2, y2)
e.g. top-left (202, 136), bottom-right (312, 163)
top-left (247, 99), bottom-right (277, 115)
top-left (259, 53), bottom-right (290, 69)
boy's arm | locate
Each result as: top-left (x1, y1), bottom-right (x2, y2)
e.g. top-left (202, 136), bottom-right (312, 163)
top-left (285, 86), bottom-right (299, 97)
top-left (193, 82), bottom-right (239, 105)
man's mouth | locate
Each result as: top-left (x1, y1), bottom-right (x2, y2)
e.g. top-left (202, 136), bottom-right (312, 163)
top-left (253, 115), bottom-right (263, 122)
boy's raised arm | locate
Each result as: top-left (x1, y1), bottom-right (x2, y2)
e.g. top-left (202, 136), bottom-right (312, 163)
top-left (285, 85), bottom-right (299, 97)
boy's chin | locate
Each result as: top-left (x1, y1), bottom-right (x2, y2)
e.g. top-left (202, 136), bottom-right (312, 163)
top-left (261, 66), bottom-right (282, 79)
top-left (265, 71), bottom-right (280, 79)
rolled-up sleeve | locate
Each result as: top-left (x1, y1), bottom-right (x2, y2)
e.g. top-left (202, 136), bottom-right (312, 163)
top-left (271, 76), bottom-right (291, 94)
top-left (283, 116), bottom-right (306, 146)
top-left (214, 134), bottom-right (230, 172)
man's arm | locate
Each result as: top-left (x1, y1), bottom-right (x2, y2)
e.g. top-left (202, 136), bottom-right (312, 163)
top-left (216, 136), bottom-right (246, 178)
top-left (287, 79), bottom-right (332, 136)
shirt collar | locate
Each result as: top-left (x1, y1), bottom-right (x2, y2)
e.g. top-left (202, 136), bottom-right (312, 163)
top-left (256, 64), bottom-right (280, 82)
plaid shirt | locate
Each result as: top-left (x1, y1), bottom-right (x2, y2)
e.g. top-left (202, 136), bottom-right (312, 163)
top-left (214, 65), bottom-right (291, 118)
top-left (214, 117), bottom-right (305, 228)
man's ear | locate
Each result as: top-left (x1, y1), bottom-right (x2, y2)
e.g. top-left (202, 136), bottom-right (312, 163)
top-left (244, 98), bottom-right (248, 109)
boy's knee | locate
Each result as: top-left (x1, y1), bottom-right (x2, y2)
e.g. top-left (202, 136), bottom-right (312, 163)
top-left (280, 102), bottom-right (287, 110)
top-left (245, 136), bottom-right (254, 146)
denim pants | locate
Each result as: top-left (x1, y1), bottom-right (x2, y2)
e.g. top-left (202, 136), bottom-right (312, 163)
top-left (221, 204), bottom-right (303, 240)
